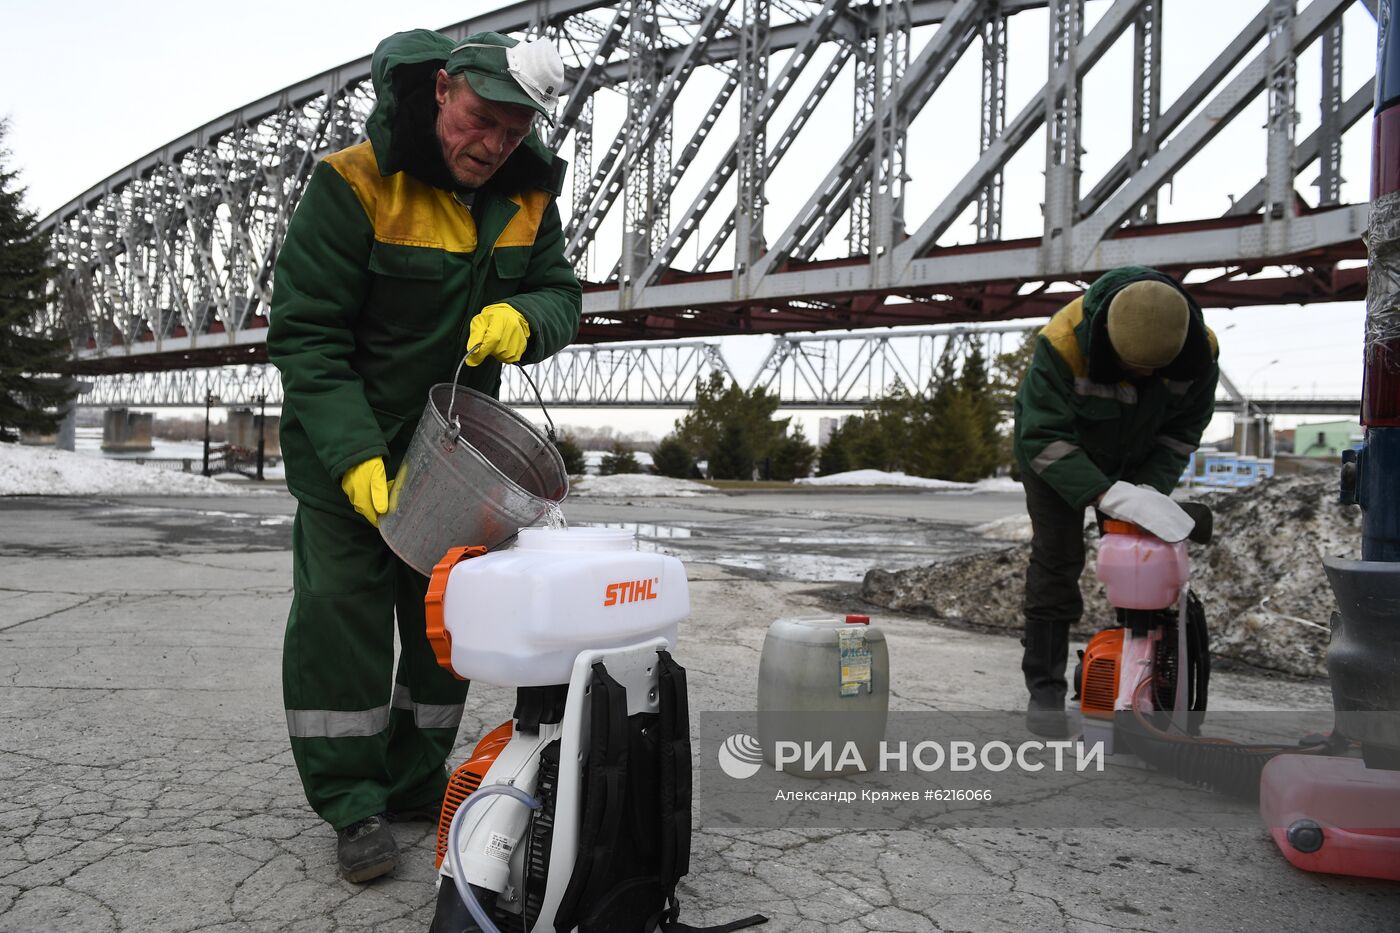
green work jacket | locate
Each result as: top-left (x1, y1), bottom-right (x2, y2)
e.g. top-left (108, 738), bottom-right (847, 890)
top-left (268, 29), bottom-right (582, 514)
top-left (1012, 266), bottom-right (1219, 510)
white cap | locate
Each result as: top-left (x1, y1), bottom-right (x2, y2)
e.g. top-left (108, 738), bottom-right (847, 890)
top-left (505, 38), bottom-right (566, 117)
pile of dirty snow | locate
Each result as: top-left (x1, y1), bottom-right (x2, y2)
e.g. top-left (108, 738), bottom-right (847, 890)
top-left (569, 474), bottom-right (718, 498)
top-left (862, 475), bottom-right (1359, 677)
top-left (0, 443), bottom-right (250, 496)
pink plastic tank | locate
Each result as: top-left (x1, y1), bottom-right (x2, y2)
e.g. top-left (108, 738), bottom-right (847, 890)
top-left (1095, 520), bottom-right (1190, 610)
top-left (1260, 754), bottom-right (1400, 881)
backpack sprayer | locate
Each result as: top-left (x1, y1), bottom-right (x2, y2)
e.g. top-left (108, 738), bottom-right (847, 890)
top-left (373, 357), bottom-right (770, 929)
top-left (1072, 504), bottom-right (1400, 880)
top-left (417, 527), bottom-right (767, 933)
top-left (1075, 508), bottom-right (1211, 756)
top-left (1073, 507), bottom-right (1341, 798)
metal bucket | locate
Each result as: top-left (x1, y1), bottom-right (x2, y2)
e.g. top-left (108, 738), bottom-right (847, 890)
top-left (379, 382), bottom-right (568, 575)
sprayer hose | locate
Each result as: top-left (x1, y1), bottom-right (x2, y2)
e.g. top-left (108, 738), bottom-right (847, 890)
top-left (445, 783), bottom-right (543, 933)
top-left (1119, 678), bottom-right (1334, 801)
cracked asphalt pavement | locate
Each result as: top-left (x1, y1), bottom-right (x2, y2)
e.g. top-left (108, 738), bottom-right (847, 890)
top-left (1, 489), bottom-right (1396, 932)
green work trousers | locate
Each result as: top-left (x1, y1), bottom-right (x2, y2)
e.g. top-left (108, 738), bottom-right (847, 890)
top-left (283, 503), bottom-right (469, 830)
top-left (1021, 467), bottom-right (1083, 708)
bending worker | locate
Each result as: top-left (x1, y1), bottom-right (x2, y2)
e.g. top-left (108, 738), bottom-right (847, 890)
top-left (1012, 266), bottom-right (1218, 738)
top-left (267, 29), bottom-right (581, 882)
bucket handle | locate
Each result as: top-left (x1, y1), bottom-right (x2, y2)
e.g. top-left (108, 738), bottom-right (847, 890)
top-left (444, 345), bottom-right (557, 447)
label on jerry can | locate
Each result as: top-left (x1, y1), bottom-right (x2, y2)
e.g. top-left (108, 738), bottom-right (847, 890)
top-left (838, 628), bottom-right (872, 696)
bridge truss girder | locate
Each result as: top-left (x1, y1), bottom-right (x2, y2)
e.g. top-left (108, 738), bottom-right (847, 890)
top-left (44, 0), bottom-right (1378, 379)
top-left (74, 328), bottom-right (1359, 417)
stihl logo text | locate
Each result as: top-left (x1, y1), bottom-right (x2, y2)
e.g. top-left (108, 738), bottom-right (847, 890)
top-left (604, 578), bottom-right (659, 606)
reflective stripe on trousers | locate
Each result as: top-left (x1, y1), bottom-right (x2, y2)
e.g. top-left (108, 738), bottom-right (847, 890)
top-left (285, 686), bottom-right (463, 738)
top-left (391, 683), bottom-right (464, 730)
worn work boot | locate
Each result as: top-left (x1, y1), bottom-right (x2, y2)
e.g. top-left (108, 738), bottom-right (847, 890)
top-left (336, 815), bottom-right (399, 883)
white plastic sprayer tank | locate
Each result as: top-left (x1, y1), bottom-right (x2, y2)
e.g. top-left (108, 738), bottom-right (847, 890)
top-left (756, 615), bottom-right (889, 779)
top-left (434, 527), bottom-right (688, 686)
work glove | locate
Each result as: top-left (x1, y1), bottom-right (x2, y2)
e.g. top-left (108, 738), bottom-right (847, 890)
top-left (1098, 481), bottom-right (1195, 543)
top-left (466, 303), bottom-right (530, 366)
top-left (340, 456), bottom-right (390, 527)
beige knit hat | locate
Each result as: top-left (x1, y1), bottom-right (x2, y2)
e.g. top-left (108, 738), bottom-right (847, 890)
top-left (1105, 280), bottom-right (1190, 370)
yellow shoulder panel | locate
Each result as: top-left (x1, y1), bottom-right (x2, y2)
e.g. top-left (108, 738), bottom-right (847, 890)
top-left (1040, 297), bottom-right (1088, 378)
top-left (496, 189), bottom-right (551, 249)
top-left (323, 142), bottom-right (478, 254)
top-left (1205, 324), bottom-right (1220, 358)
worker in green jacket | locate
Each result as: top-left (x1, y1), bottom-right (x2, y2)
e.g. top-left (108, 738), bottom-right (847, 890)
top-left (267, 28), bottom-right (580, 882)
top-left (1012, 266), bottom-right (1217, 738)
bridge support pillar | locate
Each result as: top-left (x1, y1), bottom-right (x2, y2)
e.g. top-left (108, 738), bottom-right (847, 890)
top-left (1233, 412), bottom-right (1275, 458)
top-left (101, 408), bottom-right (154, 453)
top-left (227, 408), bottom-right (281, 457)
top-left (55, 380), bottom-right (91, 451)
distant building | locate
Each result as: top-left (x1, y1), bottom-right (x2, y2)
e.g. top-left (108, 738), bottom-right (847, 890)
top-left (1294, 420), bottom-right (1363, 457)
top-left (818, 416), bottom-right (845, 447)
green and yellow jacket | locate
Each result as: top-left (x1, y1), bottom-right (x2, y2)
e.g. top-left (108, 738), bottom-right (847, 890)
top-left (268, 29), bottom-right (581, 513)
top-left (1012, 266), bottom-right (1219, 510)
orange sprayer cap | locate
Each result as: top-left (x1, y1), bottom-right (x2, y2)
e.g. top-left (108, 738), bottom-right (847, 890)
top-left (424, 545), bottom-right (489, 680)
top-left (1102, 519), bottom-right (1145, 536)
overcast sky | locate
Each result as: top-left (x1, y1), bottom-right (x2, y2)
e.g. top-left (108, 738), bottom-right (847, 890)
top-left (0, 0), bottom-right (1379, 439)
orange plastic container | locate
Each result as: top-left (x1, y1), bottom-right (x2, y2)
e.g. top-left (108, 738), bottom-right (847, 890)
top-left (1259, 754), bottom-right (1400, 881)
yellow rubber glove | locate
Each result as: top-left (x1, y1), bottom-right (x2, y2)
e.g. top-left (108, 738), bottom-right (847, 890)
top-left (466, 303), bottom-right (531, 366)
top-left (340, 456), bottom-right (390, 527)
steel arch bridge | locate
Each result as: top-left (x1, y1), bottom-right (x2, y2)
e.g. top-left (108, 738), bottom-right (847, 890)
top-left (42, 0), bottom-right (1379, 398)
top-left (74, 325), bottom-right (1358, 414)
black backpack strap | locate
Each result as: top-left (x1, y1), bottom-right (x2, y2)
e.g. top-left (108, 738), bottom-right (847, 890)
top-left (555, 661), bottom-right (630, 933)
top-left (656, 650), bottom-right (690, 893)
top-left (1186, 589), bottom-right (1210, 714)
top-left (654, 651), bottom-right (768, 933)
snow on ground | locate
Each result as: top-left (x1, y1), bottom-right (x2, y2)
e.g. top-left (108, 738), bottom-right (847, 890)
top-left (0, 443), bottom-right (252, 496)
top-left (797, 469), bottom-right (1022, 492)
top-left (971, 513), bottom-right (1034, 541)
top-left (971, 476), bottom-right (1023, 493)
top-left (797, 469), bottom-right (972, 489)
top-left (569, 473), bottom-right (718, 498)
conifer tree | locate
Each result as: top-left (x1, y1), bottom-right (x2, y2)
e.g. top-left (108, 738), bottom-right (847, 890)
top-left (651, 434), bottom-right (697, 478)
top-left (673, 372), bottom-right (787, 477)
top-left (818, 419), bottom-right (853, 475)
top-left (915, 337), bottom-right (964, 478)
top-left (599, 440), bottom-right (641, 475)
top-left (706, 421), bottom-right (754, 480)
top-left (958, 340), bottom-right (1003, 477)
top-left (553, 433), bottom-right (587, 474)
top-left (0, 119), bottom-right (73, 441)
top-left (770, 423), bottom-right (816, 481)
